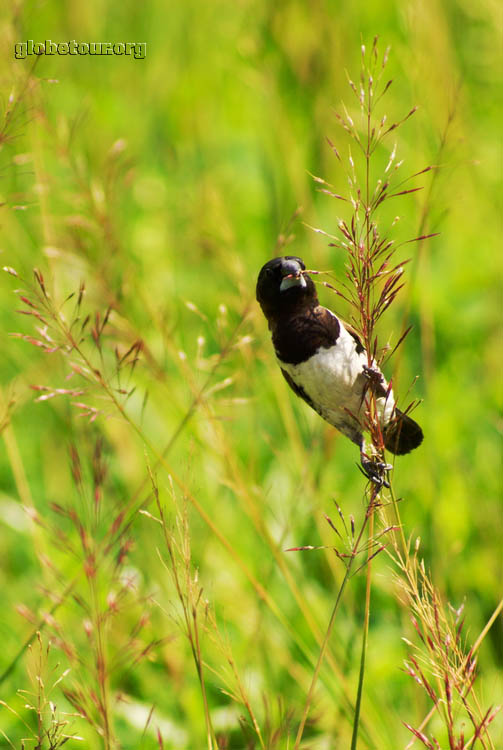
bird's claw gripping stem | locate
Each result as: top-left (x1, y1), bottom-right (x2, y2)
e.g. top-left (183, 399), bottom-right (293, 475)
top-left (359, 453), bottom-right (393, 489)
top-left (362, 365), bottom-right (385, 388)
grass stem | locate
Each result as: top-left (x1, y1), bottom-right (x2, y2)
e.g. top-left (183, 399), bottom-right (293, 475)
top-left (350, 496), bottom-right (376, 749)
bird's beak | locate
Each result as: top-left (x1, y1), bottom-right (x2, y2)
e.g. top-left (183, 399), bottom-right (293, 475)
top-left (280, 267), bottom-right (307, 292)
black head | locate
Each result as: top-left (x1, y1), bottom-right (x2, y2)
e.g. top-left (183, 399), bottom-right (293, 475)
top-left (256, 256), bottom-right (318, 321)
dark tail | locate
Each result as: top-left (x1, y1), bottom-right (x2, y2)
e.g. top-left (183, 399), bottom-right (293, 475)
top-left (383, 409), bottom-right (423, 455)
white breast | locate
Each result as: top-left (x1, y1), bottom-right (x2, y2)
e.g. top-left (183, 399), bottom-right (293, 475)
top-left (279, 320), bottom-right (395, 433)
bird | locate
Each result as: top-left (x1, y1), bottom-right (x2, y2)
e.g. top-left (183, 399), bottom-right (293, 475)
top-left (256, 255), bottom-right (423, 485)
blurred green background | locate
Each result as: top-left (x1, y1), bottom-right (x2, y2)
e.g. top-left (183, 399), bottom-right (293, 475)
top-left (0, 0), bottom-right (501, 747)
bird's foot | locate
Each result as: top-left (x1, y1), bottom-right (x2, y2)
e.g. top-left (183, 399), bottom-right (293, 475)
top-left (359, 452), bottom-right (393, 489)
top-left (362, 365), bottom-right (385, 388)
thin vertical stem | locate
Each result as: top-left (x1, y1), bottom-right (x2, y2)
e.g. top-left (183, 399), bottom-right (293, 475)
top-left (192, 613), bottom-right (216, 750)
top-left (364, 74), bottom-right (373, 363)
top-left (351, 499), bottom-right (375, 749)
top-left (294, 511), bottom-right (373, 749)
top-left (350, 53), bottom-right (380, 749)
top-left (293, 568), bottom-right (350, 749)
top-left (88, 570), bottom-right (113, 749)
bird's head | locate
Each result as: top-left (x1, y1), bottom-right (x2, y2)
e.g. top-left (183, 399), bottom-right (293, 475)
top-left (256, 256), bottom-right (318, 320)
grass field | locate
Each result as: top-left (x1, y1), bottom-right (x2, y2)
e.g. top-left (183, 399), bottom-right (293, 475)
top-left (0, 1), bottom-right (501, 747)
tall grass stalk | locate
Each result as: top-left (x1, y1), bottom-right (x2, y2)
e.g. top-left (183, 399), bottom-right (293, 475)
top-left (294, 37), bottom-right (498, 749)
top-left (295, 37), bottom-right (428, 746)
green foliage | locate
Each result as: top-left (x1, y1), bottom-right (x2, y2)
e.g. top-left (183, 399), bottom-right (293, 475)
top-left (0, 1), bottom-right (501, 747)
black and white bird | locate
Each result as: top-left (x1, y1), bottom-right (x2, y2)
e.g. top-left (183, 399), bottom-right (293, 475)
top-left (256, 256), bottom-right (423, 484)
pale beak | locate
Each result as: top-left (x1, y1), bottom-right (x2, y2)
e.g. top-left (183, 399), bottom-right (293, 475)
top-left (280, 271), bottom-right (307, 292)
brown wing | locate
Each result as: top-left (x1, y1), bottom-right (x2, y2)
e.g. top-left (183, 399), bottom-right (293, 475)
top-left (272, 305), bottom-right (340, 365)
